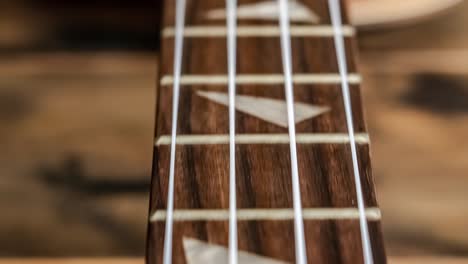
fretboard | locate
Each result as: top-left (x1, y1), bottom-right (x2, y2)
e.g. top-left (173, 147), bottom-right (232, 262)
top-left (147, 0), bottom-right (387, 263)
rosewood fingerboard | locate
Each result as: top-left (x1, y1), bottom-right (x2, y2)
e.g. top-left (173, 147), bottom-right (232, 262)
top-left (147, 0), bottom-right (387, 263)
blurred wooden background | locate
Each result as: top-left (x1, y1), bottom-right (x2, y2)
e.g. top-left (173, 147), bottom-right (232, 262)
top-left (0, 257), bottom-right (467, 264)
top-left (1, 0), bottom-right (468, 261)
top-left (359, 3), bottom-right (468, 255)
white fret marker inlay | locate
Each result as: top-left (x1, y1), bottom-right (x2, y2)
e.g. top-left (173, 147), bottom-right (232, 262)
top-left (206, 0), bottom-right (320, 23)
top-left (184, 237), bottom-right (286, 264)
top-left (150, 208), bottom-right (381, 222)
top-left (197, 91), bottom-right (329, 128)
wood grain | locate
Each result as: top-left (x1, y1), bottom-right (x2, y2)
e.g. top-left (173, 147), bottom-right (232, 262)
top-left (0, 257), bottom-right (464, 264)
top-left (147, 0), bottom-right (386, 263)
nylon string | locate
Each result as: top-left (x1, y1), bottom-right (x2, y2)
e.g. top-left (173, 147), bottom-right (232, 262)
top-left (277, 0), bottom-right (308, 263)
top-left (226, 0), bottom-right (239, 262)
top-left (162, 0), bottom-right (187, 262)
top-left (327, 0), bottom-right (374, 263)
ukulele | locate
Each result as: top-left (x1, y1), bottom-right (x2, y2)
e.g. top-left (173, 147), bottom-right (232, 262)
top-left (147, 0), bottom-right (386, 263)
top-left (348, 0), bottom-right (462, 28)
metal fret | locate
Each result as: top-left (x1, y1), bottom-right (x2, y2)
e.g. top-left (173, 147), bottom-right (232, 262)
top-left (150, 207), bottom-right (382, 222)
top-left (160, 73), bottom-right (362, 86)
top-left (162, 25), bottom-right (355, 37)
top-left (155, 133), bottom-right (370, 145)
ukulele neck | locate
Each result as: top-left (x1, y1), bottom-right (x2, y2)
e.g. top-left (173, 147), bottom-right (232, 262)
top-left (147, 0), bottom-right (387, 263)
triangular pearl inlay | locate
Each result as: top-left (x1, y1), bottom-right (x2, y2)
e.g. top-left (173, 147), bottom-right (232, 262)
top-left (197, 91), bottom-right (329, 128)
top-left (205, 0), bottom-right (320, 23)
top-left (183, 237), bottom-right (288, 264)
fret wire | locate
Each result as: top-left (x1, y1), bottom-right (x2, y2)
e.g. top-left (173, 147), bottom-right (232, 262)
top-left (328, 0), bottom-right (374, 263)
top-left (162, 0), bottom-right (187, 262)
top-left (226, 0), bottom-right (238, 262)
top-left (277, 0), bottom-right (307, 263)
top-left (150, 207), bottom-right (382, 222)
top-left (155, 133), bottom-right (371, 146)
top-left (159, 73), bottom-right (362, 86)
top-left (161, 25), bottom-right (356, 37)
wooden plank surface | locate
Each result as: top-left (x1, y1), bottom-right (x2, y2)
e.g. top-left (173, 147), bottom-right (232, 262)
top-left (358, 0), bottom-right (468, 256)
top-left (0, 53), bottom-right (156, 256)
